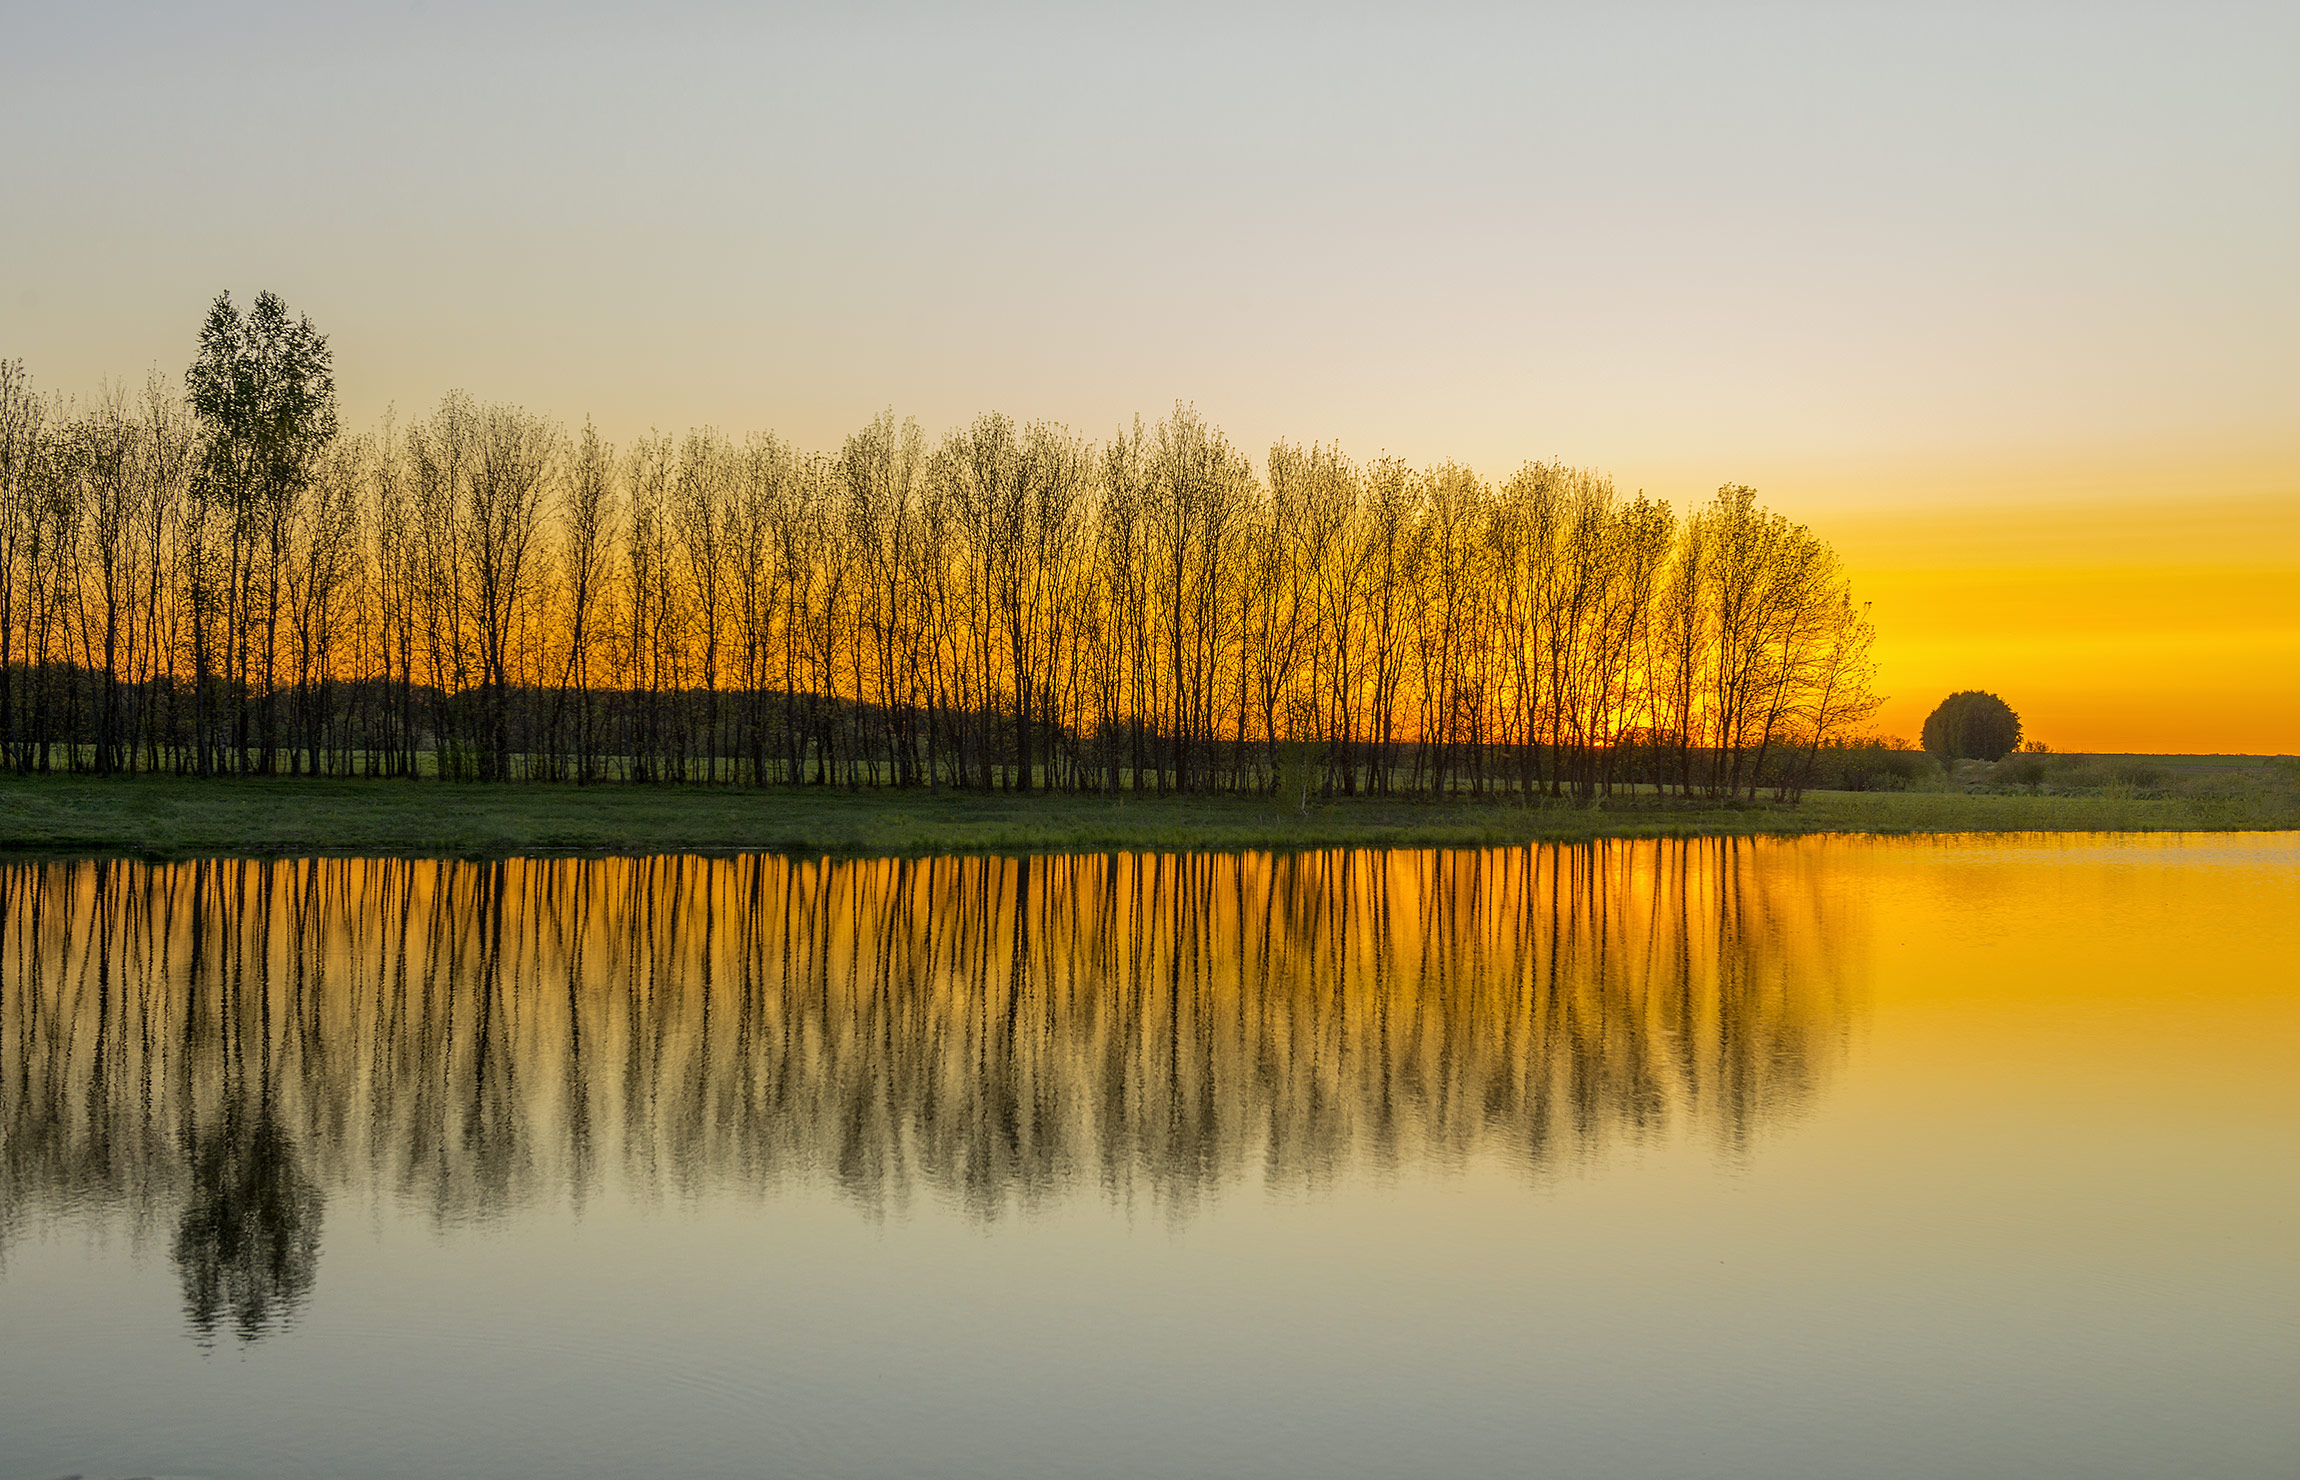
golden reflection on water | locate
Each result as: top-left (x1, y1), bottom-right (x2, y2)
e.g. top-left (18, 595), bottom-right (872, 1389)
top-left (0, 841), bottom-right (1859, 1340)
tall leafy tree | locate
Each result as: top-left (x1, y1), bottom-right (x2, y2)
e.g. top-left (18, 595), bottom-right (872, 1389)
top-left (185, 290), bottom-right (337, 773)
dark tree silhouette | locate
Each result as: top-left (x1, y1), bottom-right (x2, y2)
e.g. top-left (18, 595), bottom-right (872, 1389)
top-left (1922, 689), bottom-right (2022, 761)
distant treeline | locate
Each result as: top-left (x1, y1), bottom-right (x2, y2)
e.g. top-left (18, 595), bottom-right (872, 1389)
top-left (0, 294), bottom-right (1878, 799)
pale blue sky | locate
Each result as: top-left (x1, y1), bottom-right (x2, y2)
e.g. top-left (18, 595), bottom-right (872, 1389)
top-left (4, 1), bottom-right (2294, 509)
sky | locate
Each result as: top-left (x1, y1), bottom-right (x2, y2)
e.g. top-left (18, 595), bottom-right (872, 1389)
top-left (4, 0), bottom-right (2295, 751)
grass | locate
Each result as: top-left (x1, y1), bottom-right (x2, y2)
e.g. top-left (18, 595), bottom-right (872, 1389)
top-left (0, 764), bottom-right (2294, 859)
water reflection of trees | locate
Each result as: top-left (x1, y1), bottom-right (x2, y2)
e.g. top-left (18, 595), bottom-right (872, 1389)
top-left (0, 842), bottom-right (1859, 1332)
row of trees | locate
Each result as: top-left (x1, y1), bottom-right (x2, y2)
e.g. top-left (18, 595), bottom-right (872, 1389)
top-left (0, 295), bottom-right (1879, 798)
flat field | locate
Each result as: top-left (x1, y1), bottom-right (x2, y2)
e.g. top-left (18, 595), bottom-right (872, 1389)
top-left (1, 763), bottom-right (2293, 859)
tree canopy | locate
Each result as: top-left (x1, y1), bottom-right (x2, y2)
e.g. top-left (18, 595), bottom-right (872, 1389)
top-left (186, 289), bottom-right (338, 508)
top-left (1922, 690), bottom-right (2021, 761)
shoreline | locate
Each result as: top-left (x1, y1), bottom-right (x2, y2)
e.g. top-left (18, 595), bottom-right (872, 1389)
top-left (3, 773), bottom-right (2293, 861)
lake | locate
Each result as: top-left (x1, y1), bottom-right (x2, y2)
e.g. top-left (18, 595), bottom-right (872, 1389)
top-left (2, 834), bottom-right (2293, 1479)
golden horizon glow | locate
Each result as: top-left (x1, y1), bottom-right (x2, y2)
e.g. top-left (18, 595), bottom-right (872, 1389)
top-left (1823, 491), bottom-right (2300, 754)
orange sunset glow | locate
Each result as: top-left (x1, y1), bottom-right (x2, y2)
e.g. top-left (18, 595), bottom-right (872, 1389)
top-left (1830, 490), bottom-right (2299, 753)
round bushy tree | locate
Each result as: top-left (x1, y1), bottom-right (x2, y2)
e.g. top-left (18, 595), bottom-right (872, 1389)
top-left (1922, 690), bottom-right (2022, 761)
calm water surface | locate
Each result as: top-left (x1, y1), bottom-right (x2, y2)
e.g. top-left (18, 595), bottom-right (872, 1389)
top-left (1, 834), bottom-right (2293, 1479)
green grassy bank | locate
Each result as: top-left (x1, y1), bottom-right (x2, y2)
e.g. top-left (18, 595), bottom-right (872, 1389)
top-left (1, 766), bottom-right (2293, 859)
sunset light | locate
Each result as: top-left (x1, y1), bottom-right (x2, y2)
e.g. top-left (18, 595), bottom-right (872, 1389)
top-left (2, 5), bottom-right (2293, 1478)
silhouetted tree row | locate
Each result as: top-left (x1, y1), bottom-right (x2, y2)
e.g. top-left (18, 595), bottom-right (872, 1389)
top-left (0, 298), bottom-right (1879, 798)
